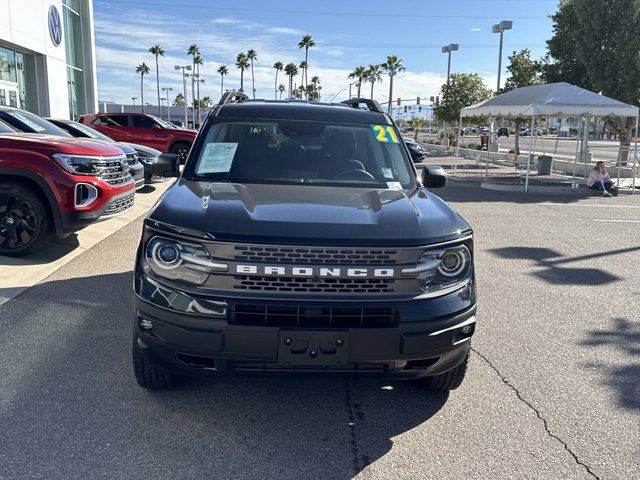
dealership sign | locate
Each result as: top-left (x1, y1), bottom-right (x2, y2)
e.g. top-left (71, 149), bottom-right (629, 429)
top-left (48, 5), bottom-right (62, 47)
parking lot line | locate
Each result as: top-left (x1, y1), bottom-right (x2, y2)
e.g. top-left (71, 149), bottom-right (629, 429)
top-left (538, 203), bottom-right (640, 208)
top-left (593, 219), bottom-right (640, 223)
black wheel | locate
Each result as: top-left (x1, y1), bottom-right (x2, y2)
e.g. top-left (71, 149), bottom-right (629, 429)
top-left (0, 183), bottom-right (51, 257)
top-left (424, 347), bottom-right (469, 391)
top-left (170, 142), bottom-right (191, 164)
top-left (132, 337), bottom-right (174, 390)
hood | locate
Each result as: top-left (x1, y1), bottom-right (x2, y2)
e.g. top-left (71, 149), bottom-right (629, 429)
top-left (149, 181), bottom-right (471, 246)
top-left (0, 133), bottom-right (125, 156)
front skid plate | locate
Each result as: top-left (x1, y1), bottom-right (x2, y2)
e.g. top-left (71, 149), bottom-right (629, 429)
top-left (277, 330), bottom-right (349, 366)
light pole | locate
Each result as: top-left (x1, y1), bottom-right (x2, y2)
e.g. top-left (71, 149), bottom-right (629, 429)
top-left (131, 97), bottom-right (137, 112)
top-left (348, 80), bottom-right (359, 99)
top-left (493, 20), bottom-right (513, 92)
top-left (441, 44), bottom-right (459, 85)
top-left (175, 65), bottom-right (192, 128)
top-left (161, 87), bottom-right (173, 121)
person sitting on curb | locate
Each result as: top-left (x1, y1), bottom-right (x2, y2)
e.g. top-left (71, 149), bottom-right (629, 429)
top-left (587, 161), bottom-right (615, 197)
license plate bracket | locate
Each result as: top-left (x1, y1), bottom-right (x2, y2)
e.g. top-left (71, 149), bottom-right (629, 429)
top-left (278, 330), bottom-right (349, 366)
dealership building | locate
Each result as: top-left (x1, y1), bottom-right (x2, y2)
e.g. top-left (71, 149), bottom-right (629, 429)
top-left (0, 0), bottom-right (98, 119)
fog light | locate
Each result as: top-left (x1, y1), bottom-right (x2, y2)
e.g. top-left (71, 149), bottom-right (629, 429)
top-left (460, 325), bottom-right (473, 335)
top-left (140, 318), bottom-right (153, 330)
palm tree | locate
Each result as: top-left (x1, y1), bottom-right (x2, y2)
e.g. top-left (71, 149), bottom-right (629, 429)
top-left (365, 64), bottom-right (382, 100)
top-left (273, 62), bottom-right (284, 99)
top-left (148, 45), bottom-right (165, 114)
top-left (217, 65), bottom-right (228, 98)
top-left (187, 44), bottom-right (200, 122)
top-left (135, 63), bottom-right (150, 113)
top-left (298, 61), bottom-right (307, 91)
top-left (284, 63), bottom-right (298, 99)
top-left (348, 66), bottom-right (367, 98)
top-left (297, 34), bottom-right (315, 97)
top-left (236, 53), bottom-right (249, 92)
top-left (278, 84), bottom-right (286, 100)
top-left (247, 49), bottom-right (258, 99)
top-left (381, 55), bottom-right (405, 114)
top-left (194, 53), bottom-right (204, 124)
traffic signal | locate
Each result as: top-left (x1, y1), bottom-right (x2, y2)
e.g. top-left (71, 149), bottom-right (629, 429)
top-left (404, 106), bottom-right (407, 112)
top-left (430, 96), bottom-right (434, 102)
top-left (419, 106), bottom-right (422, 112)
top-left (416, 97), bottom-right (420, 105)
top-left (397, 98), bottom-right (401, 106)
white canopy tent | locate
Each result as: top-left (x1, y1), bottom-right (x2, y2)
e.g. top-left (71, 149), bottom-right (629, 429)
top-left (456, 82), bottom-right (639, 192)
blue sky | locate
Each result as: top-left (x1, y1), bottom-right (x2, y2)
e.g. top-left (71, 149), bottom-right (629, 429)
top-left (94, 0), bottom-right (558, 105)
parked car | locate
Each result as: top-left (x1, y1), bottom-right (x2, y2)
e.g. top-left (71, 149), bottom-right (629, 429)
top-left (78, 113), bottom-right (196, 163)
top-left (0, 107), bottom-right (144, 190)
top-left (403, 137), bottom-right (426, 162)
top-left (0, 131), bottom-right (136, 256)
top-left (47, 118), bottom-right (162, 185)
top-left (496, 127), bottom-right (509, 137)
top-left (132, 94), bottom-right (475, 391)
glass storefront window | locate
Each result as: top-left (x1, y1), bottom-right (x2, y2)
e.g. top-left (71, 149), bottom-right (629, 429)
top-left (0, 47), bottom-right (16, 83)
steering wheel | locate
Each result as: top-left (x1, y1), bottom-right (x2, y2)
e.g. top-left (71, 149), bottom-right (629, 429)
top-left (333, 169), bottom-right (376, 181)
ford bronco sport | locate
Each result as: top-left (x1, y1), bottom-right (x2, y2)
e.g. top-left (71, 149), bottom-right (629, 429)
top-left (133, 93), bottom-right (476, 390)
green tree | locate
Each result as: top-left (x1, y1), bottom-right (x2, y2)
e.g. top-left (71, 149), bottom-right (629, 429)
top-left (544, 0), bottom-right (640, 163)
top-left (135, 62), bottom-right (150, 113)
top-left (365, 64), bottom-right (382, 100)
top-left (409, 117), bottom-right (426, 141)
top-left (381, 56), bottom-right (405, 114)
top-left (217, 64), bottom-right (228, 97)
top-left (298, 34), bottom-right (315, 97)
top-left (273, 61), bottom-right (284, 99)
top-left (194, 53), bottom-right (204, 124)
top-left (284, 63), bottom-right (298, 99)
top-left (433, 73), bottom-right (491, 124)
top-left (187, 44), bottom-right (200, 122)
top-left (172, 93), bottom-right (185, 107)
top-left (348, 66), bottom-right (366, 98)
top-left (502, 49), bottom-right (542, 155)
top-left (247, 49), bottom-right (258, 98)
top-left (278, 83), bottom-right (286, 100)
top-left (148, 44), bottom-right (165, 112)
top-left (306, 76), bottom-right (321, 101)
top-left (236, 52), bottom-right (249, 92)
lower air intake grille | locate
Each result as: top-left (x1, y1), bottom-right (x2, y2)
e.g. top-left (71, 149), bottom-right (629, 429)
top-left (230, 304), bottom-right (399, 328)
top-left (102, 193), bottom-right (134, 216)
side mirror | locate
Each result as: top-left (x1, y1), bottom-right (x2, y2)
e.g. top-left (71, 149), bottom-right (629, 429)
top-left (152, 153), bottom-right (180, 177)
top-left (417, 165), bottom-right (447, 188)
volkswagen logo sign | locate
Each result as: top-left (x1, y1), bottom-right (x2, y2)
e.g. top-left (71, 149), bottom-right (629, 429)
top-left (48, 5), bottom-right (62, 47)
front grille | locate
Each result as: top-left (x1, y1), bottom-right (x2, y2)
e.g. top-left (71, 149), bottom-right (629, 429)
top-left (230, 304), bottom-right (399, 328)
top-left (234, 275), bottom-right (395, 293)
top-left (233, 245), bottom-right (398, 265)
top-left (103, 192), bottom-right (134, 216)
top-left (94, 157), bottom-right (131, 186)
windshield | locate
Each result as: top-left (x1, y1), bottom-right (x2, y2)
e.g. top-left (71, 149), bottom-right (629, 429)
top-left (67, 121), bottom-right (113, 141)
top-left (186, 119), bottom-right (415, 189)
top-left (0, 120), bottom-right (15, 133)
top-left (3, 110), bottom-right (70, 136)
top-left (152, 116), bottom-right (176, 129)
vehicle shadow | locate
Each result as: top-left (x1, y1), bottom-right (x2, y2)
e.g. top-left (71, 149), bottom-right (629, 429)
top-left (580, 318), bottom-right (640, 412)
top-left (0, 233), bottom-right (80, 266)
top-left (0, 271), bottom-right (448, 479)
top-left (437, 183), bottom-right (599, 205)
top-left (488, 246), bottom-right (622, 286)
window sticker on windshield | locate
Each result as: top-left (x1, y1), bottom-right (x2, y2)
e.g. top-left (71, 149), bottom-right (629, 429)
top-left (387, 181), bottom-right (403, 190)
top-left (370, 124), bottom-right (399, 143)
top-left (196, 143), bottom-right (238, 174)
top-left (382, 167), bottom-right (394, 179)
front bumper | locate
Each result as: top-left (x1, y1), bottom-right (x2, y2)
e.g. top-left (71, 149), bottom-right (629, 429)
top-left (133, 275), bottom-right (476, 379)
top-left (60, 187), bottom-right (135, 232)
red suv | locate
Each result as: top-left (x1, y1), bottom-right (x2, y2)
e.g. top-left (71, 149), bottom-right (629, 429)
top-left (78, 113), bottom-right (196, 163)
top-left (0, 127), bottom-right (136, 256)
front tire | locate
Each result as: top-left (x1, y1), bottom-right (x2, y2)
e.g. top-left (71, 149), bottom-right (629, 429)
top-left (170, 142), bottom-right (191, 164)
top-left (132, 337), bottom-right (175, 390)
top-left (0, 183), bottom-right (51, 257)
top-left (424, 347), bottom-right (469, 391)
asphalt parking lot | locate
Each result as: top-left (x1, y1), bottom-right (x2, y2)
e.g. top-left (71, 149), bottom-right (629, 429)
top-left (1, 183), bottom-right (639, 479)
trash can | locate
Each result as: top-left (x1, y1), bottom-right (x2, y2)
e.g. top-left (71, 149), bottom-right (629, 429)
top-left (538, 155), bottom-right (553, 175)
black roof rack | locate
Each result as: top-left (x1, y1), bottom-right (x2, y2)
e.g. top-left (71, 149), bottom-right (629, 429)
top-left (217, 91), bottom-right (249, 106)
top-left (340, 98), bottom-right (383, 113)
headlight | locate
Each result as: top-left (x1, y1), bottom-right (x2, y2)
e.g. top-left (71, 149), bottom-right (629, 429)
top-left (406, 244), bottom-right (472, 294)
top-left (53, 154), bottom-right (102, 175)
top-left (145, 237), bottom-right (227, 285)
